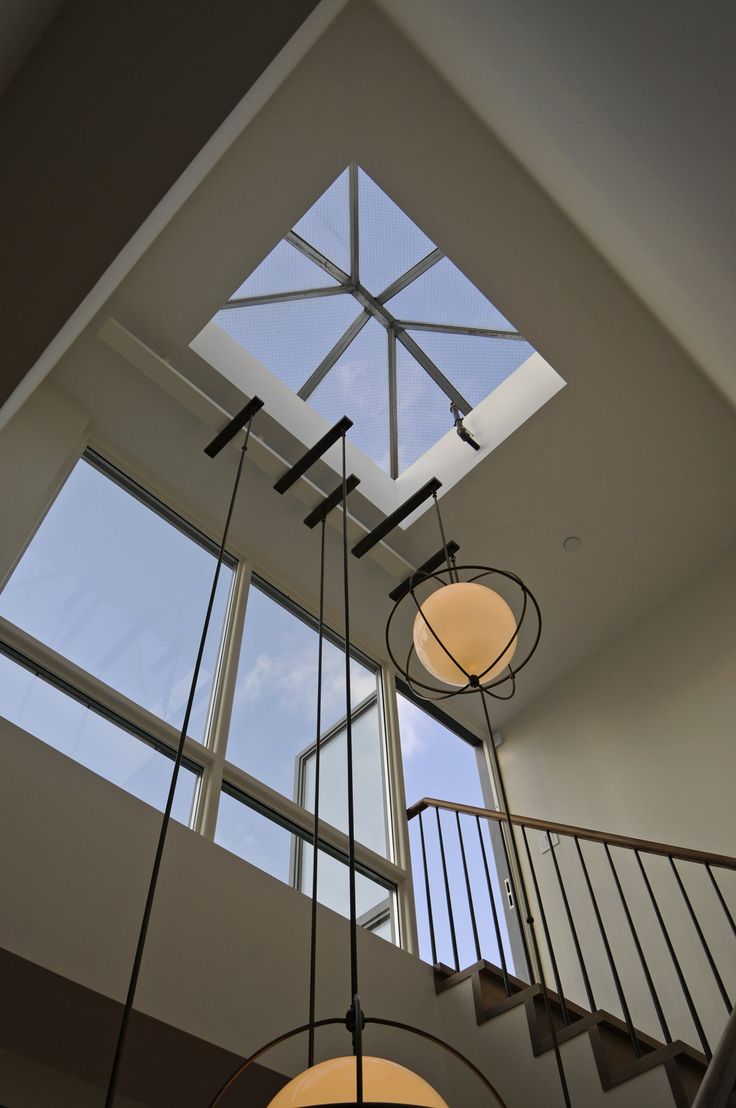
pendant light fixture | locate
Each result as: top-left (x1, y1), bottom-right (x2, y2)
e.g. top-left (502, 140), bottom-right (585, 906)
top-left (208, 425), bottom-right (509, 1108)
top-left (385, 493), bottom-right (574, 1108)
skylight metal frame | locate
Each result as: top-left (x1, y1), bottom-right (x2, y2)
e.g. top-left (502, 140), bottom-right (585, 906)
top-left (219, 163), bottom-right (526, 478)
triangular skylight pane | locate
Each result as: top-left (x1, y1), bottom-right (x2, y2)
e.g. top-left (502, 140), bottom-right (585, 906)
top-left (230, 240), bottom-right (338, 301)
top-left (294, 167), bottom-right (351, 276)
top-left (215, 295), bottom-right (360, 393)
top-left (310, 318), bottom-right (390, 474)
top-left (388, 256), bottom-right (517, 332)
top-left (396, 344), bottom-right (452, 472)
top-left (412, 332), bottom-right (535, 409)
top-left (358, 169), bottom-right (434, 295)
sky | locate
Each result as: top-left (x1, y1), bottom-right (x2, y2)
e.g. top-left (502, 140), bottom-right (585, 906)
top-left (214, 165), bottom-right (535, 476)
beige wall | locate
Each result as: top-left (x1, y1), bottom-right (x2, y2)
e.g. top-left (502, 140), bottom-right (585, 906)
top-left (502, 549), bottom-right (736, 1048)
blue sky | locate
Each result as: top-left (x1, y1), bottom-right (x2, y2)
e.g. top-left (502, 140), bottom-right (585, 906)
top-left (215, 165), bottom-right (535, 476)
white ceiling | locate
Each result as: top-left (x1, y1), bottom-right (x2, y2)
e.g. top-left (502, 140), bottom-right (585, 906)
top-left (48, 0), bottom-right (736, 733)
top-left (376, 0), bottom-right (736, 412)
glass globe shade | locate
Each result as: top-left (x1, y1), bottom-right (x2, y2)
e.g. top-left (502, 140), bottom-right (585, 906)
top-left (412, 581), bottom-right (518, 687)
top-left (267, 1055), bottom-right (449, 1106)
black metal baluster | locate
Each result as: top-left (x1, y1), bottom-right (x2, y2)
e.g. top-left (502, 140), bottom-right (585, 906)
top-left (456, 812), bottom-right (482, 964)
top-left (476, 817), bottom-right (511, 996)
top-left (605, 844), bottom-right (671, 1044)
top-left (549, 831), bottom-right (596, 1013)
top-left (575, 838), bottom-right (641, 1057)
top-left (635, 849), bottom-right (711, 1060)
top-left (706, 864), bottom-right (736, 939)
top-left (670, 858), bottom-right (732, 1013)
top-left (435, 807), bottom-right (460, 971)
top-left (418, 810), bottom-right (438, 967)
top-left (522, 827), bottom-right (570, 1025)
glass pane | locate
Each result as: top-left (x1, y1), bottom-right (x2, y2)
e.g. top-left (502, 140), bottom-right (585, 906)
top-left (301, 703), bottom-right (387, 857)
top-left (294, 167), bottom-right (351, 275)
top-left (396, 344), bottom-right (452, 473)
top-left (358, 168), bottom-right (433, 296)
top-left (309, 318), bottom-right (390, 474)
top-left (0, 459), bottom-right (231, 743)
top-left (387, 256), bottom-right (518, 333)
top-left (397, 694), bottom-right (512, 971)
top-left (397, 693), bottom-right (484, 809)
top-left (0, 652), bottom-right (197, 824)
top-left (214, 295), bottom-right (360, 394)
top-left (230, 239), bottom-right (338, 300)
top-left (408, 332), bottom-right (535, 409)
top-left (215, 790), bottom-right (395, 940)
top-left (227, 584), bottom-right (388, 856)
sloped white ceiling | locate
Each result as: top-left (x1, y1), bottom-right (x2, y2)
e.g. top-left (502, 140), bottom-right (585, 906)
top-left (376, 0), bottom-right (736, 410)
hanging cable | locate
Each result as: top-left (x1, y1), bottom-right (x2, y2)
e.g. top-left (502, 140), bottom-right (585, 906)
top-left (341, 432), bottom-right (363, 1102)
top-left (432, 490), bottom-right (458, 583)
top-left (307, 517), bottom-right (327, 1067)
top-left (104, 414), bottom-right (256, 1108)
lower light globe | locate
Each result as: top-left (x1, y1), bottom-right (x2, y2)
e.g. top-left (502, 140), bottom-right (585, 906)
top-left (267, 1055), bottom-right (449, 1107)
top-left (412, 581), bottom-right (518, 687)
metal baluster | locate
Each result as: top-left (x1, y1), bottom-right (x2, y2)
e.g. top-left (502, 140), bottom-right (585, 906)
top-left (605, 844), bottom-right (671, 1044)
top-left (706, 864), bottom-right (736, 939)
top-left (670, 858), bottom-right (732, 1013)
top-left (575, 838), bottom-right (641, 1057)
top-left (435, 807), bottom-right (460, 971)
top-left (418, 810), bottom-right (438, 966)
top-left (549, 831), bottom-right (596, 1013)
top-left (635, 849), bottom-right (711, 1060)
top-left (456, 812), bottom-right (482, 963)
top-left (522, 827), bottom-right (570, 1025)
top-left (476, 816), bottom-right (511, 996)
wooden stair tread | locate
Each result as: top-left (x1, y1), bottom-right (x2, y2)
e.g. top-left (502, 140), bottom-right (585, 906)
top-left (434, 959), bottom-right (709, 1106)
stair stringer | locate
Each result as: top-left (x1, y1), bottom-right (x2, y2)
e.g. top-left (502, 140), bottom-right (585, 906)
top-left (433, 963), bottom-right (706, 1107)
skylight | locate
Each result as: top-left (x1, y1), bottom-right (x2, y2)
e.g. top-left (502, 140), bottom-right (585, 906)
top-left (212, 164), bottom-right (536, 478)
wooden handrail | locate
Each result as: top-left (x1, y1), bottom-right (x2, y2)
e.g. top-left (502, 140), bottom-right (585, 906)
top-left (406, 797), bottom-right (736, 871)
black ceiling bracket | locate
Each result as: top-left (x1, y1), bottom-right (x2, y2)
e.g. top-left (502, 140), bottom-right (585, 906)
top-left (303, 474), bottom-right (361, 529)
top-left (274, 416), bottom-right (353, 495)
top-left (204, 396), bottom-right (264, 458)
top-left (351, 477), bottom-right (442, 559)
top-left (389, 541), bottom-right (460, 602)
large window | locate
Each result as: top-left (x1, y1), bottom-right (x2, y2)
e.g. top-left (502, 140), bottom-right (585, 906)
top-left (0, 452), bottom-right (398, 942)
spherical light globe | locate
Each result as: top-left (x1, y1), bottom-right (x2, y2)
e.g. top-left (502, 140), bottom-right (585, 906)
top-left (267, 1055), bottom-right (449, 1106)
top-left (412, 581), bottom-right (518, 687)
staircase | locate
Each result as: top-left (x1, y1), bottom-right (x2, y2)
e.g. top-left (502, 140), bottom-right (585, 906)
top-left (407, 798), bottom-right (736, 1107)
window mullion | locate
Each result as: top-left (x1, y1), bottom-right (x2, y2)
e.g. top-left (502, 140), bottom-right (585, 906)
top-left (380, 664), bottom-right (419, 955)
top-left (194, 560), bottom-right (251, 839)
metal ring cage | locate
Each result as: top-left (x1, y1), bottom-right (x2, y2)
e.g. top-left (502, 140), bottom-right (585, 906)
top-left (386, 564), bottom-right (541, 702)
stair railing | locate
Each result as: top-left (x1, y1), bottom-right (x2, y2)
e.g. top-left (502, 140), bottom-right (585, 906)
top-left (407, 798), bottom-right (736, 1067)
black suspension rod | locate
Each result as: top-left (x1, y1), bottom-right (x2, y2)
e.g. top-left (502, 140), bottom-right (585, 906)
top-left (456, 812), bottom-right (482, 963)
top-left (104, 413), bottom-right (256, 1108)
top-left (549, 831), bottom-right (596, 1013)
top-left (670, 858), bottom-right (732, 1013)
top-left (574, 838), bottom-right (640, 1057)
top-left (307, 517), bottom-right (327, 1066)
top-left (435, 807), bottom-right (460, 971)
top-left (635, 850), bottom-right (711, 1059)
top-left (605, 844), bottom-right (671, 1044)
top-left (418, 811), bottom-right (438, 966)
top-left (476, 816), bottom-right (511, 996)
top-left (522, 827), bottom-right (570, 1026)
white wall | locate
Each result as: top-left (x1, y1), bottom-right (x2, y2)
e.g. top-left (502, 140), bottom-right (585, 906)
top-left (502, 548), bottom-right (736, 1049)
